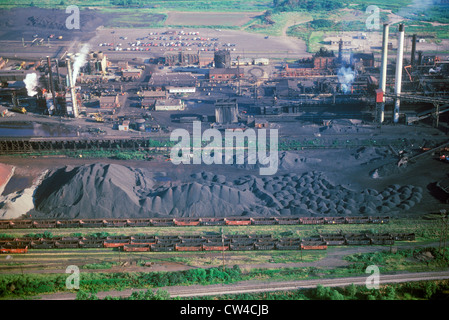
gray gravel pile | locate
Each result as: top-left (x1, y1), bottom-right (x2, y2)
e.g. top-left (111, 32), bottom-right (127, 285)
top-left (34, 164), bottom-right (423, 218)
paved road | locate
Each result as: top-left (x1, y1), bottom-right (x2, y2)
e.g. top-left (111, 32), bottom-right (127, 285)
top-left (37, 269), bottom-right (449, 300)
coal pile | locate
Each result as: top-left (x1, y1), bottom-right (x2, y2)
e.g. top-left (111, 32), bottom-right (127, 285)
top-left (34, 164), bottom-right (423, 219)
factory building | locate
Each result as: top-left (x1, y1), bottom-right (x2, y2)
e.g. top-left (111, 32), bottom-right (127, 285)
top-left (351, 53), bottom-right (375, 68)
top-left (99, 95), bottom-right (120, 109)
top-left (80, 51), bottom-right (108, 75)
top-left (148, 72), bottom-right (197, 90)
top-left (215, 98), bottom-right (238, 124)
top-left (214, 50), bottom-right (231, 68)
top-left (121, 68), bottom-right (142, 81)
top-left (164, 51), bottom-right (200, 66)
top-left (209, 68), bottom-right (244, 82)
top-left (155, 98), bottom-right (184, 111)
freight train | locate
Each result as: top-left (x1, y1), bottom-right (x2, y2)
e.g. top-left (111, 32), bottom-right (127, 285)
top-left (0, 216), bottom-right (390, 230)
top-left (0, 231), bottom-right (415, 254)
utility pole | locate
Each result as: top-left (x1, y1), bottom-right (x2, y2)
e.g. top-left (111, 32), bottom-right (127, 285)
top-left (221, 227), bottom-right (225, 272)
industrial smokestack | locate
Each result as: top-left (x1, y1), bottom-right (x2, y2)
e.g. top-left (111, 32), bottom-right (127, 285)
top-left (338, 38), bottom-right (343, 64)
top-left (378, 24), bottom-right (389, 123)
top-left (66, 58), bottom-right (79, 118)
top-left (411, 34), bottom-right (417, 66)
top-left (47, 56), bottom-right (57, 111)
top-left (394, 23), bottom-right (405, 124)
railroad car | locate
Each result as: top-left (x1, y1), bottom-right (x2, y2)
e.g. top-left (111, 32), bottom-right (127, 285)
top-left (126, 219), bottom-right (151, 227)
top-left (249, 234), bottom-right (273, 240)
top-left (80, 219), bottom-right (105, 228)
top-left (181, 238), bottom-right (207, 244)
top-left (30, 240), bottom-right (55, 249)
top-left (10, 220), bottom-right (33, 229)
top-left (55, 240), bottom-right (80, 249)
top-left (254, 242), bottom-right (276, 250)
top-left (33, 220), bottom-right (57, 228)
top-left (150, 244), bottom-right (175, 252)
top-left (200, 217), bottom-right (226, 226)
top-left (369, 216), bottom-right (390, 224)
top-left (202, 243), bottom-right (229, 251)
top-left (230, 244), bottom-right (254, 251)
top-left (250, 217), bottom-right (276, 225)
top-left (103, 240), bottom-right (130, 248)
top-left (56, 220), bottom-right (81, 228)
top-left (225, 217), bottom-right (252, 226)
top-left (0, 245), bottom-right (28, 254)
top-left (345, 216), bottom-right (370, 224)
top-left (275, 243), bottom-right (300, 250)
top-left (321, 236), bottom-right (346, 246)
top-left (0, 221), bottom-right (11, 229)
top-left (175, 244), bottom-right (202, 251)
top-left (344, 236), bottom-right (371, 245)
top-left (123, 244), bottom-right (150, 252)
top-left (300, 217), bottom-right (325, 225)
top-left (103, 219), bottom-right (128, 228)
top-left (324, 217), bottom-right (346, 224)
top-left (300, 241), bottom-right (327, 250)
top-left (174, 218), bottom-right (201, 226)
top-left (391, 233), bottom-right (415, 241)
top-left (79, 240), bottom-right (104, 248)
top-left (369, 236), bottom-right (394, 245)
top-left (106, 236), bottom-right (130, 241)
top-left (275, 217), bottom-right (299, 225)
top-left (150, 218), bottom-right (175, 227)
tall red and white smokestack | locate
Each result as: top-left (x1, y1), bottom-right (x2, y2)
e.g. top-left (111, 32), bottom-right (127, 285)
top-left (394, 23), bottom-right (405, 123)
top-left (379, 23), bottom-right (389, 123)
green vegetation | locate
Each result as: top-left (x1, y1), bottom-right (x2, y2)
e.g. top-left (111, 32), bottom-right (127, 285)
top-left (192, 280), bottom-right (449, 300)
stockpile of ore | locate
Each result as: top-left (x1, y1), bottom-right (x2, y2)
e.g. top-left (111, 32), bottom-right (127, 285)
top-left (33, 164), bottom-right (423, 219)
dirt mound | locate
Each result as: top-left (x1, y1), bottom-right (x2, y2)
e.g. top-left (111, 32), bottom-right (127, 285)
top-left (33, 164), bottom-right (424, 219)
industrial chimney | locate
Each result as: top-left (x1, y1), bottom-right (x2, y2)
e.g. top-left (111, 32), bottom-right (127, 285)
top-left (66, 57), bottom-right (79, 118)
top-left (378, 24), bottom-right (389, 124)
top-left (394, 24), bottom-right (405, 124)
top-left (411, 34), bottom-right (417, 66)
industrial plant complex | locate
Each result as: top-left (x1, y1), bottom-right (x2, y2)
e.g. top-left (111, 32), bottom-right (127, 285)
top-left (0, 2), bottom-right (449, 303)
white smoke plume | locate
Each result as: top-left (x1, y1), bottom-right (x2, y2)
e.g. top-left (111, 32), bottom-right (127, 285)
top-left (24, 73), bottom-right (38, 96)
top-left (71, 43), bottom-right (90, 85)
top-left (337, 67), bottom-right (355, 94)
